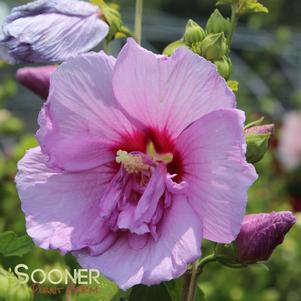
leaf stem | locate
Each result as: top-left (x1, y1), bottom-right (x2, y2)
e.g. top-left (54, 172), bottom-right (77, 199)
top-left (198, 254), bottom-right (217, 271)
top-left (134, 0), bottom-right (144, 44)
top-left (182, 254), bottom-right (217, 301)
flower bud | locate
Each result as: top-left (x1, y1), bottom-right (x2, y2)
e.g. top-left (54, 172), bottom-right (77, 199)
top-left (183, 19), bottom-right (206, 46)
top-left (200, 33), bottom-right (228, 60)
top-left (236, 212), bottom-right (296, 264)
top-left (0, 267), bottom-right (10, 297)
top-left (16, 66), bottom-right (56, 99)
top-left (245, 123), bottom-right (274, 163)
top-left (163, 40), bottom-right (187, 56)
top-left (0, 267), bottom-right (33, 301)
top-left (206, 9), bottom-right (231, 39)
top-left (0, 0), bottom-right (109, 63)
top-left (214, 56), bottom-right (232, 79)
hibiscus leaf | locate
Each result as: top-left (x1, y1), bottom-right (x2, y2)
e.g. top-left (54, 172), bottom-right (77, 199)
top-left (129, 283), bottom-right (173, 301)
top-left (0, 231), bottom-right (33, 257)
top-left (195, 283), bottom-right (207, 301)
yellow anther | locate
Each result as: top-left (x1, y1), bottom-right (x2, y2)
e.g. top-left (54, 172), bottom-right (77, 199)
top-left (116, 150), bottom-right (149, 174)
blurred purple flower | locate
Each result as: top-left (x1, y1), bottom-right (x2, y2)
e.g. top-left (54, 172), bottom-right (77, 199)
top-left (236, 211), bottom-right (296, 264)
top-left (0, 0), bottom-right (108, 63)
top-left (16, 66), bottom-right (56, 99)
top-left (278, 112), bottom-right (301, 171)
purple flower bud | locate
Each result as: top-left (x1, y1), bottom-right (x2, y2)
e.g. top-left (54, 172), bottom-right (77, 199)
top-left (16, 66), bottom-right (56, 99)
top-left (0, 0), bottom-right (109, 63)
top-left (245, 124), bottom-right (274, 136)
top-left (236, 211), bottom-right (296, 264)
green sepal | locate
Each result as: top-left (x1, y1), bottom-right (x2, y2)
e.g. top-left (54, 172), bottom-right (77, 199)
top-left (199, 32), bottom-right (228, 60)
top-left (244, 116), bottom-right (265, 129)
top-left (246, 132), bottom-right (270, 163)
top-left (214, 243), bottom-right (248, 269)
top-left (214, 56), bottom-right (232, 80)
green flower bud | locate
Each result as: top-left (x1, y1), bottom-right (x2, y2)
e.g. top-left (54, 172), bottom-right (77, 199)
top-left (0, 267), bottom-right (32, 301)
top-left (183, 19), bottom-right (206, 46)
top-left (200, 33), bottom-right (228, 60)
top-left (206, 9), bottom-right (232, 39)
top-left (214, 56), bottom-right (232, 79)
top-left (7, 282), bottom-right (33, 301)
top-left (163, 40), bottom-right (187, 56)
top-left (245, 124), bottom-right (274, 163)
top-left (0, 268), bottom-right (10, 297)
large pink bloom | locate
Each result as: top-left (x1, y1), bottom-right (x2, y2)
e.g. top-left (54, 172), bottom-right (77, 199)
top-left (16, 39), bottom-right (257, 289)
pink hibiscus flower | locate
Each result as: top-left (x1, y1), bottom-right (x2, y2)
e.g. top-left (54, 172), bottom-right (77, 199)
top-left (16, 38), bottom-right (257, 289)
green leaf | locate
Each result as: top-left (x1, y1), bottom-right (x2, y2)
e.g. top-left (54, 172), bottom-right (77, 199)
top-left (0, 231), bottom-right (33, 257)
top-left (195, 283), bottom-right (207, 301)
top-left (129, 284), bottom-right (173, 301)
top-left (216, 0), bottom-right (234, 5)
top-left (245, 2), bottom-right (268, 13)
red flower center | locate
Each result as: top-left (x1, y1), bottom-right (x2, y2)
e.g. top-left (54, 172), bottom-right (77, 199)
top-left (113, 128), bottom-right (184, 182)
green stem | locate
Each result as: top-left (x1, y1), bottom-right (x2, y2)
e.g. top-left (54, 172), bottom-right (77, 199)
top-left (181, 255), bottom-right (217, 301)
top-left (186, 262), bottom-right (199, 301)
top-left (134, 0), bottom-right (144, 44)
top-left (198, 254), bottom-right (217, 271)
top-left (228, 4), bottom-right (239, 49)
top-left (103, 39), bottom-right (110, 54)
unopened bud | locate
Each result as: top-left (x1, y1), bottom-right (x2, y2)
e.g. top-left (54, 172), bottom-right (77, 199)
top-left (200, 33), bottom-right (228, 60)
top-left (16, 66), bottom-right (56, 99)
top-left (214, 56), bottom-right (232, 79)
top-left (245, 123), bottom-right (274, 163)
top-left (163, 40), bottom-right (187, 56)
top-left (0, 267), bottom-right (33, 301)
top-left (183, 19), bottom-right (206, 46)
top-left (236, 212), bottom-right (296, 264)
top-left (206, 9), bottom-right (231, 39)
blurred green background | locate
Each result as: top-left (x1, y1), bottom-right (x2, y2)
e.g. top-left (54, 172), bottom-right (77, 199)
top-left (1, 0), bottom-right (301, 300)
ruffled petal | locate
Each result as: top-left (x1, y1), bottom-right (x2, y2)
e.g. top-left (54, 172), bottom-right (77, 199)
top-left (113, 38), bottom-right (235, 138)
top-left (37, 52), bottom-right (137, 171)
top-left (15, 147), bottom-right (115, 254)
top-left (75, 196), bottom-right (202, 290)
top-left (176, 109), bottom-right (258, 243)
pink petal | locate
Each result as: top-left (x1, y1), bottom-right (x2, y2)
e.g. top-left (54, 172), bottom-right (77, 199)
top-left (15, 147), bottom-right (115, 254)
top-left (37, 51), bottom-right (136, 171)
top-left (75, 196), bottom-right (202, 290)
top-left (113, 38), bottom-right (235, 139)
top-left (176, 109), bottom-right (258, 243)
